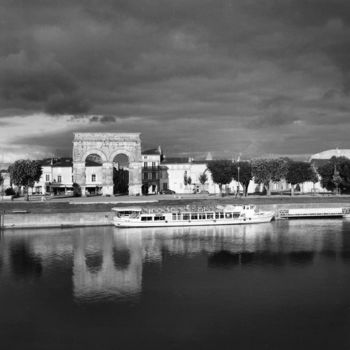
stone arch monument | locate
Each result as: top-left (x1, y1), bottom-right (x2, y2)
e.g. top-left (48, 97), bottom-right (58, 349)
top-left (73, 133), bottom-right (142, 196)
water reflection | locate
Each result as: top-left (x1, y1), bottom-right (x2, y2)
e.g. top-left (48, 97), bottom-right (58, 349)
top-left (0, 220), bottom-right (349, 303)
top-left (72, 230), bottom-right (143, 302)
top-left (113, 247), bottom-right (131, 270)
top-left (208, 250), bottom-right (315, 268)
top-left (9, 241), bottom-right (42, 278)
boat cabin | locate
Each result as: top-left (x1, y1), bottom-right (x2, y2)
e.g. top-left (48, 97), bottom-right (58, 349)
top-left (112, 207), bottom-right (142, 217)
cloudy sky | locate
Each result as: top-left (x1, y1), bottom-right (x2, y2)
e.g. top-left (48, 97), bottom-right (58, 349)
top-left (1, 0), bottom-right (350, 162)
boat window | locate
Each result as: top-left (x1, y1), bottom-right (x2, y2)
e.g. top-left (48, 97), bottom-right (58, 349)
top-left (233, 213), bottom-right (240, 218)
top-left (183, 213), bottom-right (190, 220)
top-left (141, 216), bottom-right (153, 221)
top-left (172, 213), bottom-right (177, 220)
top-left (198, 213), bottom-right (206, 220)
top-left (207, 213), bottom-right (214, 219)
top-left (225, 213), bottom-right (233, 219)
top-left (191, 213), bottom-right (198, 220)
top-left (154, 216), bottom-right (165, 221)
top-left (220, 212), bottom-right (224, 219)
top-left (215, 212), bottom-right (220, 219)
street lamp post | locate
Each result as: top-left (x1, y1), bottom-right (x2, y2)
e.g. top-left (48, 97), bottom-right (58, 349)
top-left (236, 165), bottom-right (240, 197)
top-left (236, 152), bottom-right (241, 198)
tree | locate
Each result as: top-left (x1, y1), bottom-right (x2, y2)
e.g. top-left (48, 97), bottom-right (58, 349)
top-left (0, 172), bottom-right (3, 196)
top-left (232, 161), bottom-right (252, 197)
top-left (207, 160), bottom-right (234, 194)
top-left (9, 160), bottom-right (42, 201)
top-left (285, 161), bottom-right (316, 196)
top-left (317, 157), bottom-right (350, 194)
top-left (333, 168), bottom-right (342, 195)
top-left (113, 168), bottom-right (128, 194)
top-left (184, 171), bottom-right (188, 186)
top-left (317, 162), bottom-right (335, 192)
top-left (72, 183), bottom-right (82, 197)
top-left (187, 176), bottom-right (192, 185)
top-left (251, 158), bottom-right (289, 196)
top-left (5, 188), bottom-right (16, 196)
top-left (199, 172), bottom-right (208, 191)
top-left (334, 157), bottom-right (350, 193)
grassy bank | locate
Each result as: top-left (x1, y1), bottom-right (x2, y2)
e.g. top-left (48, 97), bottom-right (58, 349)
top-left (1, 195), bottom-right (350, 214)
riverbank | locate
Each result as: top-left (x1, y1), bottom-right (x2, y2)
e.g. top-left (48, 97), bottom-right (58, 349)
top-left (1, 194), bottom-right (350, 214)
top-left (1, 194), bottom-right (350, 229)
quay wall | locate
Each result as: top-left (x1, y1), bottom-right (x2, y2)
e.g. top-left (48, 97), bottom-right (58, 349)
top-left (258, 202), bottom-right (350, 219)
top-left (1, 202), bottom-right (350, 230)
top-left (1, 212), bottom-right (114, 229)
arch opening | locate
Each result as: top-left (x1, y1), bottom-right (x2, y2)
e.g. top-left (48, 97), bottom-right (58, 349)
top-left (113, 154), bottom-right (129, 195)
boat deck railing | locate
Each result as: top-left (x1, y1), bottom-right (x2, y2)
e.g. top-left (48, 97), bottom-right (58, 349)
top-left (279, 207), bottom-right (350, 218)
top-left (140, 205), bottom-right (249, 215)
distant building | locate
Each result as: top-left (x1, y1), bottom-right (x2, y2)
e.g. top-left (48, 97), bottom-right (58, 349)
top-left (161, 157), bottom-right (244, 194)
top-left (309, 148), bottom-right (350, 169)
top-left (37, 158), bottom-right (74, 195)
top-left (310, 148), bottom-right (350, 160)
top-left (141, 146), bottom-right (168, 194)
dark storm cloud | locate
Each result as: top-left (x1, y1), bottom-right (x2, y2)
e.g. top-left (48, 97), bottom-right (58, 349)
top-left (1, 0), bottom-right (350, 155)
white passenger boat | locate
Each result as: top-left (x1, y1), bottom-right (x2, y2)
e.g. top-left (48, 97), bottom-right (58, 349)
top-left (112, 205), bottom-right (274, 228)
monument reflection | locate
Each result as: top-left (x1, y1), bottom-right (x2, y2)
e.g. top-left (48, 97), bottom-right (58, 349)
top-left (0, 220), bottom-right (347, 303)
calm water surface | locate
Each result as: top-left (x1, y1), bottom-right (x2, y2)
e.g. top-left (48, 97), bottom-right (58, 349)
top-left (1, 220), bottom-right (350, 349)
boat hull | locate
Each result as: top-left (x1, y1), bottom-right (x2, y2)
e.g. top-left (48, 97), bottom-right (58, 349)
top-left (114, 214), bottom-right (274, 228)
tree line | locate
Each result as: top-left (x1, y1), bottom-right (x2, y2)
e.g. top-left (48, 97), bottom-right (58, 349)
top-left (3, 156), bottom-right (350, 199)
top-left (206, 156), bottom-right (350, 196)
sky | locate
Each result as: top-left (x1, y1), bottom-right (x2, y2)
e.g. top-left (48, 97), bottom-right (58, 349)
top-left (1, 0), bottom-right (350, 162)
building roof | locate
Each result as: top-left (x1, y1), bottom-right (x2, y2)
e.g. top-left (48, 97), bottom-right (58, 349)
top-left (142, 148), bottom-right (161, 155)
top-left (39, 158), bottom-right (73, 167)
top-left (38, 157), bottom-right (103, 167)
top-left (39, 159), bottom-right (52, 166)
top-left (310, 149), bottom-right (350, 161)
top-left (53, 158), bottom-right (73, 167)
top-left (192, 160), bottom-right (210, 165)
top-left (162, 157), bottom-right (190, 164)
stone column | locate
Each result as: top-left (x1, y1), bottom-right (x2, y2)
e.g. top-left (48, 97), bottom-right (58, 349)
top-left (128, 161), bottom-right (142, 195)
top-left (102, 162), bottom-right (114, 196)
top-left (73, 162), bottom-right (86, 196)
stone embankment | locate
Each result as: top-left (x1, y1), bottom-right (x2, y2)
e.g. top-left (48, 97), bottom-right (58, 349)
top-left (0, 212), bottom-right (114, 229)
top-left (1, 201), bottom-right (349, 230)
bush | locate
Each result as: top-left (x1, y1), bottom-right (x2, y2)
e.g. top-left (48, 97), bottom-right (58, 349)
top-left (72, 183), bottom-right (82, 197)
top-left (5, 187), bottom-right (16, 196)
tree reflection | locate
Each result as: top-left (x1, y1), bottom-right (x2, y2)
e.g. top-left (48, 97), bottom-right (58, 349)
top-left (288, 251), bottom-right (314, 265)
top-left (208, 250), bottom-right (314, 268)
top-left (341, 251), bottom-right (350, 262)
top-left (208, 250), bottom-right (240, 267)
top-left (10, 242), bottom-right (42, 278)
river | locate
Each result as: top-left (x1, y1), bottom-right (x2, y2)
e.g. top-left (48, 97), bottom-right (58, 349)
top-left (1, 220), bottom-right (350, 349)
